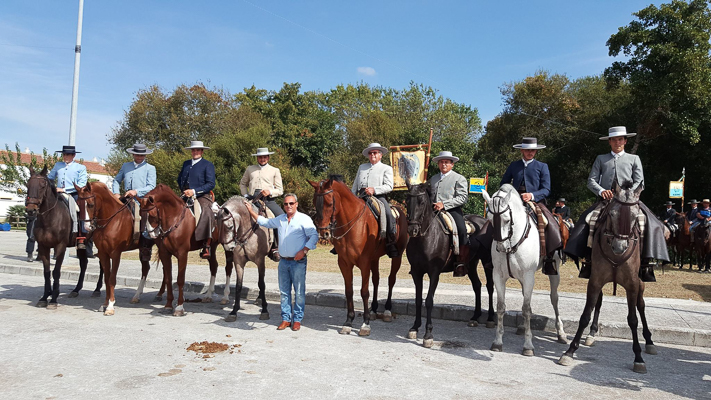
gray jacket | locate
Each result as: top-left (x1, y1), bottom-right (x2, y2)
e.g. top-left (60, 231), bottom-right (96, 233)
top-left (587, 152), bottom-right (644, 196)
top-left (352, 162), bottom-right (393, 195)
top-left (428, 171), bottom-right (468, 210)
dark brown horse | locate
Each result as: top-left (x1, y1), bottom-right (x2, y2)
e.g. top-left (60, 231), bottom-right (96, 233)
top-left (75, 182), bottom-right (159, 315)
top-left (559, 182), bottom-right (657, 373)
top-left (669, 213), bottom-right (695, 269)
top-left (309, 178), bottom-right (408, 336)
top-left (138, 184), bottom-right (219, 316)
top-left (693, 222), bottom-right (711, 272)
top-left (404, 182), bottom-right (494, 347)
top-left (25, 166), bottom-right (101, 308)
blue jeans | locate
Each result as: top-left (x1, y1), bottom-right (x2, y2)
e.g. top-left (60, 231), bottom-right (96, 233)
top-left (278, 258), bottom-right (307, 323)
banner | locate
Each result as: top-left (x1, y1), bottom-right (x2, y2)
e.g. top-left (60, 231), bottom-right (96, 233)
top-left (390, 147), bottom-right (428, 190)
top-left (669, 181), bottom-right (684, 198)
top-left (469, 178), bottom-right (486, 194)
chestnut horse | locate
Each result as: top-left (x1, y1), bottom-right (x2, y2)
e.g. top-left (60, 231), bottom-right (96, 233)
top-left (310, 178), bottom-right (408, 336)
top-left (25, 166), bottom-right (101, 308)
top-left (670, 213), bottom-right (695, 269)
top-left (74, 182), bottom-right (160, 315)
top-left (139, 184), bottom-right (219, 316)
top-left (559, 182), bottom-right (657, 373)
top-left (553, 213), bottom-right (570, 262)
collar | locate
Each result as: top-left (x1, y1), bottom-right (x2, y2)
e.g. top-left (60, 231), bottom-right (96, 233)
top-left (611, 150), bottom-right (626, 159)
top-left (440, 171), bottom-right (452, 179)
top-left (258, 163), bottom-right (268, 169)
top-left (134, 160), bottom-right (145, 168)
top-left (522, 158), bottom-right (534, 167)
top-left (191, 157), bottom-right (202, 166)
top-left (369, 161), bottom-right (382, 167)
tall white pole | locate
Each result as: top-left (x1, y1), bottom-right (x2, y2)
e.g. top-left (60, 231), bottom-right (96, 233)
top-left (68, 0), bottom-right (84, 146)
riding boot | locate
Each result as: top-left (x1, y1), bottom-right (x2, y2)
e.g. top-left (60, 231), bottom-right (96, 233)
top-left (85, 237), bottom-right (95, 258)
top-left (578, 259), bottom-right (592, 279)
top-left (542, 253), bottom-right (558, 275)
top-left (385, 232), bottom-right (399, 258)
top-left (639, 258), bottom-right (657, 282)
top-left (268, 229), bottom-right (281, 262)
top-left (453, 245), bottom-right (470, 277)
top-left (139, 246), bottom-right (152, 262)
top-left (200, 239), bottom-right (212, 259)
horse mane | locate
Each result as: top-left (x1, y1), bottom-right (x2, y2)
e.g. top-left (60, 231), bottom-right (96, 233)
top-left (89, 181), bottom-right (122, 204)
top-left (313, 178), bottom-right (361, 223)
top-left (496, 184), bottom-right (523, 209)
top-left (150, 184), bottom-right (183, 204)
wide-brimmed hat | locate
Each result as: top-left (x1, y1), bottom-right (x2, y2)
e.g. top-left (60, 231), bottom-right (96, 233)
top-left (252, 147), bottom-right (275, 157)
top-left (664, 201), bottom-right (674, 206)
top-left (599, 126), bottom-right (637, 141)
top-left (557, 198), bottom-right (566, 203)
top-left (184, 141), bottom-right (210, 150)
top-left (362, 143), bottom-right (388, 157)
top-left (703, 199), bottom-right (711, 203)
top-left (431, 151), bottom-right (459, 163)
top-left (55, 145), bottom-right (80, 154)
top-left (126, 143), bottom-right (153, 155)
top-left (513, 137), bottom-right (546, 150)
top-left (688, 199), bottom-right (699, 205)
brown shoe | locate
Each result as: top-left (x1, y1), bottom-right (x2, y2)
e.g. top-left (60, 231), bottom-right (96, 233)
top-left (276, 321), bottom-right (291, 330)
top-left (291, 322), bottom-right (301, 331)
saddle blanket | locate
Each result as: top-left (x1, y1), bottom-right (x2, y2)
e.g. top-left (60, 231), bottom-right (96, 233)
top-left (438, 212), bottom-right (475, 235)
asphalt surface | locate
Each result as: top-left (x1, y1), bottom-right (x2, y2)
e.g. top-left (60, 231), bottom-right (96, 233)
top-left (1, 273), bottom-right (711, 400)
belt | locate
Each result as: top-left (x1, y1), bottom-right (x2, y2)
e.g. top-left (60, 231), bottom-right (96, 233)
top-left (281, 256), bottom-right (306, 261)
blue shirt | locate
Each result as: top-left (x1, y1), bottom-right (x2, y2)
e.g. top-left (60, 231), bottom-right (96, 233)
top-left (112, 161), bottom-right (156, 197)
top-left (47, 161), bottom-right (88, 194)
top-left (257, 212), bottom-right (319, 258)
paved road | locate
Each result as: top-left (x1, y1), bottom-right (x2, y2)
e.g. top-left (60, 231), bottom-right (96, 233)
top-left (1, 273), bottom-right (710, 400)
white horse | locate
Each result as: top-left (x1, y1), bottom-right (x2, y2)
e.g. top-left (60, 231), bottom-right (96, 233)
top-left (482, 184), bottom-right (568, 356)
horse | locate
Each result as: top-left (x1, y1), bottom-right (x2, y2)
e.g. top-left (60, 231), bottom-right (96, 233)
top-left (694, 222), bottom-right (711, 272)
top-left (25, 166), bottom-right (102, 309)
top-left (404, 181), bottom-right (494, 347)
top-left (558, 181), bottom-right (657, 373)
top-left (481, 184), bottom-right (568, 356)
top-left (215, 195), bottom-right (270, 322)
top-left (138, 184), bottom-right (219, 316)
top-left (669, 213), bottom-right (695, 269)
top-left (74, 182), bottom-right (164, 315)
top-left (309, 177), bottom-right (408, 336)
top-left (552, 212), bottom-right (570, 263)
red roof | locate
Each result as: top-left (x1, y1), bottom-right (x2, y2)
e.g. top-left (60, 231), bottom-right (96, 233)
top-left (0, 151), bottom-right (109, 175)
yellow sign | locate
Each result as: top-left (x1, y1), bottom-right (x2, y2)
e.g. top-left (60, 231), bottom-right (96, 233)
top-left (669, 181), bottom-right (684, 198)
top-left (469, 178), bottom-right (486, 194)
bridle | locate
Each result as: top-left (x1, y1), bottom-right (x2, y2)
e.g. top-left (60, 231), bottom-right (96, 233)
top-left (26, 175), bottom-right (58, 216)
top-left (406, 189), bottom-right (439, 237)
top-left (76, 192), bottom-right (130, 233)
top-left (218, 204), bottom-right (259, 250)
top-left (314, 188), bottom-right (368, 241)
top-left (141, 202), bottom-right (188, 239)
top-left (599, 198), bottom-right (641, 267)
top-left (489, 191), bottom-right (532, 278)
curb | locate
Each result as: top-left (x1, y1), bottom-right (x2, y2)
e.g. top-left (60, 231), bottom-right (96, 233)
top-left (2, 264), bottom-right (709, 348)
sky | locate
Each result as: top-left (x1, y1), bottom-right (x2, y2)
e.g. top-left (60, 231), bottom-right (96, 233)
top-left (0, 0), bottom-right (659, 161)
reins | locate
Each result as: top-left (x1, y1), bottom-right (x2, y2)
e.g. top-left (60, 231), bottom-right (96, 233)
top-left (314, 188), bottom-right (369, 241)
top-left (221, 204), bottom-right (260, 250)
top-left (489, 193), bottom-right (533, 278)
top-left (143, 202), bottom-right (189, 239)
top-left (77, 193), bottom-right (131, 231)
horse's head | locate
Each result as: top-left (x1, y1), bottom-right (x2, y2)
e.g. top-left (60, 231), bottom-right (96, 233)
top-left (215, 196), bottom-right (250, 251)
top-left (309, 178), bottom-right (337, 240)
top-left (484, 184), bottom-right (524, 253)
top-left (605, 181), bottom-right (643, 256)
top-left (405, 180), bottom-right (431, 237)
top-left (74, 182), bottom-right (96, 233)
top-left (25, 165), bottom-right (51, 215)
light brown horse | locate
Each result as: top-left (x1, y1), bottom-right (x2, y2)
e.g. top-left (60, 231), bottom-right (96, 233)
top-left (138, 184), bottom-right (219, 316)
top-left (559, 182), bottom-right (657, 373)
top-left (75, 182), bottom-right (160, 315)
top-left (310, 178), bottom-right (408, 336)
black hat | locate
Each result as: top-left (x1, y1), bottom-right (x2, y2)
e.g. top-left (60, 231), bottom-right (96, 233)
top-left (55, 145), bottom-right (80, 154)
top-left (664, 201), bottom-right (674, 206)
top-left (557, 198), bottom-right (566, 203)
top-left (688, 199), bottom-right (699, 205)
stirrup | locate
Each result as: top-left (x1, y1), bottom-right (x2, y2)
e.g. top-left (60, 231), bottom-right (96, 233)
top-left (77, 236), bottom-right (86, 250)
top-left (199, 247), bottom-right (211, 259)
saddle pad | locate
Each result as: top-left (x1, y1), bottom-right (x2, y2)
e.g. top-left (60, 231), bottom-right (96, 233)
top-left (192, 197), bottom-right (202, 227)
top-left (60, 193), bottom-right (79, 233)
top-left (365, 197), bottom-right (399, 219)
top-left (525, 201), bottom-right (548, 226)
top-left (439, 211), bottom-right (475, 235)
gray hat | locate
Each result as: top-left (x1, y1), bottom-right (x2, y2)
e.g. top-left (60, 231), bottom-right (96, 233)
top-left (599, 126), bottom-right (637, 140)
top-left (513, 137), bottom-right (546, 150)
top-left (664, 201), bottom-right (674, 206)
top-left (252, 147), bottom-right (275, 156)
top-left (184, 140), bottom-right (210, 150)
top-left (362, 143), bottom-right (388, 158)
top-left (431, 151), bottom-right (459, 163)
top-left (126, 143), bottom-right (153, 155)
top-left (688, 199), bottom-right (699, 205)
top-left (557, 198), bottom-right (566, 203)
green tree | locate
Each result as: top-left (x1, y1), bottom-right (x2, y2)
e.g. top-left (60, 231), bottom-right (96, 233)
top-left (0, 144), bottom-right (59, 195)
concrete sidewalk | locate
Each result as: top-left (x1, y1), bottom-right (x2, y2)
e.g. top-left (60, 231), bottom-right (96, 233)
top-left (3, 231), bottom-right (710, 347)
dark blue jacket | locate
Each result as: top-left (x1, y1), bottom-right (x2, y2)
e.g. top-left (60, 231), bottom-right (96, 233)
top-left (177, 158), bottom-right (215, 198)
top-left (500, 159), bottom-right (551, 202)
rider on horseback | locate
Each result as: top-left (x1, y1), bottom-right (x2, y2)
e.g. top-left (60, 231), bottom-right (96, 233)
top-left (500, 137), bottom-right (562, 275)
top-left (661, 201), bottom-right (677, 237)
top-left (48, 145), bottom-right (89, 252)
top-left (554, 198), bottom-right (571, 221)
top-left (240, 147), bottom-right (284, 262)
top-left (428, 151), bottom-right (470, 277)
top-left (177, 141), bottom-right (216, 259)
top-left (565, 126), bottom-right (669, 282)
top-left (352, 143), bottom-right (398, 258)
top-left (112, 143), bottom-right (156, 261)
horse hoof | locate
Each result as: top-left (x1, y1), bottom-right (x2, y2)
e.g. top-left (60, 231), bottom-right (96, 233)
top-left (339, 326), bottom-right (352, 335)
top-left (225, 314), bottom-right (237, 322)
top-left (522, 348), bottom-right (534, 357)
top-left (645, 344), bottom-right (658, 355)
top-left (633, 362), bottom-right (647, 374)
top-left (154, 295), bottom-right (163, 302)
top-left (467, 320), bottom-right (479, 328)
top-left (557, 336), bottom-right (569, 345)
top-left (382, 310), bottom-right (392, 322)
top-left (68, 291), bottom-right (79, 298)
top-left (358, 326), bottom-right (371, 336)
top-left (173, 309), bottom-right (186, 317)
top-left (369, 311), bottom-right (377, 321)
top-left (584, 336), bottom-right (596, 347)
top-left (47, 303), bottom-right (58, 310)
top-left (259, 312), bottom-right (270, 320)
top-left (407, 330), bottom-right (417, 340)
top-left (486, 321), bottom-right (496, 329)
top-left (91, 290), bottom-right (101, 298)
top-left (202, 297), bottom-right (213, 304)
top-left (130, 298), bottom-right (140, 304)
top-left (104, 309), bottom-right (115, 316)
top-left (490, 343), bottom-right (503, 352)
top-left (163, 307), bottom-right (174, 314)
top-left (253, 298), bottom-right (261, 306)
top-left (558, 354), bottom-right (574, 366)
top-left (516, 327), bottom-right (525, 336)
top-left (220, 299), bottom-right (229, 306)
top-left (36, 300), bottom-right (48, 308)
top-left (423, 338), bottom-right (434, 348)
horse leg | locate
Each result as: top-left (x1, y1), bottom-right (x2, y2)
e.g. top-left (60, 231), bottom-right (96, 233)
top-left (103, 254), bottom-right (121, 316)
top-left (637, 282), bottom-right (657, 355)
top-left (256, 257), bottom-right (269, 320)
top-left (521, 272), bottom-right (535, 356)
top-left (203, 253), bottom-right (218, 303)
top-left (159, 247), bottom-right (173, 311)
top-left (467, 258), bottom-right (482, 327)
top-left (226, 262), bottom-right (244, 322)
top-left (423, 271), bottom-right (441, 348)
top-left (131, 259), bottom-right (151, 304)
top-left (625, 281), bottom-right (646, 373)
top-left (484, 264), bottom-right (495, 328)
top-left (382, 256), bottom-right (401, 323)
top-left (98, 252), bottom-right (112, 313)
top-left (408, 271), bottom-right (425, 340)
top-left (93, 260), bottom-right (103, 297)
top-left (221, 251), bottom-right (233, 305)
top-left (369, 258), bottom-right (380, 320)
top-left (358, 263), bottom-right (372, 336)
top-left (584, 293), bottom-right (603, 346)
top-left (338, 257), bottom-right (355, 335)
top-left (558, 281), bottom-right (603, 366)
top-left (48, 245), bottom-right (67, 309)
top-left (37, 246), bottom-right (51, 307)
top-left (69, 248), bottom-right (88, 297)
top-left (548, 268), bottom-right (568, 344)
top-left (490, 271), bottom-right (507, 352)
top-left (173, 252), bottom-right (188, 316)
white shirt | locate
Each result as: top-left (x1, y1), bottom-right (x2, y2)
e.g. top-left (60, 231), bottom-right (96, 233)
top-left (192, 158), bottom-right (202, 166)
top-left (522, 158), bottom-right (534, 167)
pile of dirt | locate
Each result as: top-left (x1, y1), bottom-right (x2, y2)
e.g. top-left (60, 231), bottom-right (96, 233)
top-left (187, 341), bottom-right (230, 354)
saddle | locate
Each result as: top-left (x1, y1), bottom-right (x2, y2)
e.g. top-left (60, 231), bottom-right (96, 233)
top-left (123, 198), bottom-right (141, 243)
top-left (365, 196), bottom-right (400, 240)
top-left (58, 193), bottom-right (79, 247)
top-left (436, 211), bottom-right (476, 255)
top-left (251, 199), bottom-right (276, 246)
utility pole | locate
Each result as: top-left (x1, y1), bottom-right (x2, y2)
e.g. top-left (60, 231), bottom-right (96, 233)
top-left (68, 0), bottom-right (84, 146)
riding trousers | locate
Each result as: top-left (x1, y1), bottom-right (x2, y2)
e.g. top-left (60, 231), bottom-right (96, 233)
top-left (375, 194), bottom-right (397, 239)
top-left (194, 196), bottom-right (215, 242)
top-left (447, 207), bottom-right (469, 246)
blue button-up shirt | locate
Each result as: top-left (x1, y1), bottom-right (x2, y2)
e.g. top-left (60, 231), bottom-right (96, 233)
top-left (47, 161), bottom-right (88, 194)
top-left (112, 161), bottom-right (157, 198)
top-left (257, 212), bottom-right (319, 258)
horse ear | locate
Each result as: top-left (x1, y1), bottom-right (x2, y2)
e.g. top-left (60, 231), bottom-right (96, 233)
top-left (29, 166), bottom-right (35, 175)
top-left (633, 183), bottom-right (643, 198)
top-left (73, 183), bottom-right (83, 193)
top-left (405, 178), bottom-right (412, 191)
top-left (481, 190), bottom-right (492, 206)
top-left (307, 180), bottom-right (319, 189)
top-left (40, 165), bottom-right (48, 176)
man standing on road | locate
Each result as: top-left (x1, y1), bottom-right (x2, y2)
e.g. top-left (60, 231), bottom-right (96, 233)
top-left (244, 193), bottom-right (318, 332)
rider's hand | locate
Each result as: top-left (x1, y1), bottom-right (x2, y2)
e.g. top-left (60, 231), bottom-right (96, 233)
top-left (364, 187), bottom-right (375, 196)
top-left (124, 190), bottom-right (137, 198)
top-left (521, 193), bottom-right (533, 202)
top-left (601, 190), bottom-right (614, 200)
top-left (433, 202), bottom-right (444, 211)
top-left (56, 188), bottom-right (65, 193)
top-left (182, 189), bottom-right (195, 197)
top-left (113, 193), bottom-right (121, 200)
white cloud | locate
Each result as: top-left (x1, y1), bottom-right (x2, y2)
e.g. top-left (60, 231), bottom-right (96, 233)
top-left (357, 66), bottom-right (376, 77)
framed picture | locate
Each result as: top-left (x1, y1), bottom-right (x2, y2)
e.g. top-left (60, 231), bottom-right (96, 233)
top-left (390, 148), bottom-right (427, 190)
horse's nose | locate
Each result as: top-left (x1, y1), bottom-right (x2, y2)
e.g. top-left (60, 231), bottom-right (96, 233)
top-left (321, 230), bottom-right (331, 241)
top-left (408, 226), bottom-right (419, 237)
